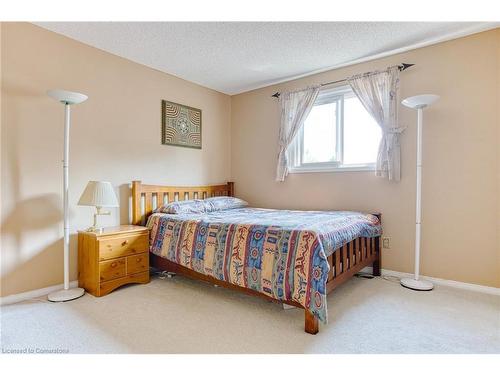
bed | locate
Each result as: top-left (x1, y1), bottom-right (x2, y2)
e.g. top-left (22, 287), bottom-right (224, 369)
top-left (131, 181), bottom-right (382, 334)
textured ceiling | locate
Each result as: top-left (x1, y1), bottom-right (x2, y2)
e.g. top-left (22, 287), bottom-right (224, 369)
top-left (35, 22), bottom-right (497, 95)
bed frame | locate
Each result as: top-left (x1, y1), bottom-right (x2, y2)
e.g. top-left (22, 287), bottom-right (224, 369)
top-left (131, 180), bottom-right (381, 334)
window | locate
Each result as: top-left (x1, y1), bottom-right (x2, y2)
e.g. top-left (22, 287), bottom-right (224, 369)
top-left (288, 85), bottom-right (382, 173)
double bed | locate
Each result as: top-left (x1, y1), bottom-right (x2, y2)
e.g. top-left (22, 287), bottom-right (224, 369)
top-left (132, 181), bottom-right (382, 334)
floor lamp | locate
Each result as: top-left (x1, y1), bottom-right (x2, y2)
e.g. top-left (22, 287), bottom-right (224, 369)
top-left (401, 94), bottom-right (439, 291)
top-left (47, 89), bottom-right (88, 302)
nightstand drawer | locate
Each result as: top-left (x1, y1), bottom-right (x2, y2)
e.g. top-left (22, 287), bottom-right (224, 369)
top-left (127, 253), bottom-right (149, 275)
top-left (98, 233), bottom-right (148, 261)
top-left (100, 258), bottom-right (126, 282)
top-left (99, 271), bottom-right (149, 297)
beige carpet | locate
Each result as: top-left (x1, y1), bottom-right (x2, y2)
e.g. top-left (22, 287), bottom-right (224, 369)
top-left (1, 274), bottom-right (499, 354)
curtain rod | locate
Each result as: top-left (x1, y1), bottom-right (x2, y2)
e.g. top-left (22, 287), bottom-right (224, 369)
top-left (271, 63), bottom-right (414, 98)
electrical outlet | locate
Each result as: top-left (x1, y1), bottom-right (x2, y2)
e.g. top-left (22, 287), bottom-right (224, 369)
top-left (382, 237), bottom-right (391, 249)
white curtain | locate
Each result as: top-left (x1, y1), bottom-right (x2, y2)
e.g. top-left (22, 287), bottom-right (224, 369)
top-left (348, 66), bottom-right (403, 181)
top-left (276, 86), bottom-right (320, 181)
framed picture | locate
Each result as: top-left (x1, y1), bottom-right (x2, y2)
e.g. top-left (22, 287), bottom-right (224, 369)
top-left (161, 100), bottom-right (202, 149)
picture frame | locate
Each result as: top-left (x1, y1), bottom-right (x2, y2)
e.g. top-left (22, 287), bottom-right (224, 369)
top-left (161, 100), bottom-right (202, 149)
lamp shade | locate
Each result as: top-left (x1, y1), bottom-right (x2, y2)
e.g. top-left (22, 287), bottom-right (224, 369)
top-left (78, 181), bottom-right (119, 207)
top-left (47, 89), bottom-right (88, 105)
top-left (402, 94), bottom-right (440, 109)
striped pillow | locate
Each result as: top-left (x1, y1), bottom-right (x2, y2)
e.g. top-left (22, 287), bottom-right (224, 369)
top-left (154, 199), bottom-right (207, 214)
top-left (203, 197), bottom-right (248, 212)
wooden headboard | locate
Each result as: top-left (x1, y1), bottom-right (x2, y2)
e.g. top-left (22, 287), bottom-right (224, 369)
top-left (131, 181), bottom-right (234, 225)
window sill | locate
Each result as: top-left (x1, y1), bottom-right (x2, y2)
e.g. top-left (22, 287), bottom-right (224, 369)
top-left (288, 164), bottom-right (376, 174)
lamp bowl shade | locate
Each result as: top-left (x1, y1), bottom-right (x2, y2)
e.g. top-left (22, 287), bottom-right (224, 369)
top-left (402, 94), bottom-right (439, 109)
top-left (78, 181), bottom-right (119, 207)
top-left (47, 89), bottom-right (88, 105)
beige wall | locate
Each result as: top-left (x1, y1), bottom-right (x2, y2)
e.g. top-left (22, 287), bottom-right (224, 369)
top-left (497, 30), bottom-right (500, 289)
top-left (1, 23), bottom-right (231, 296)
top-left (231, 29), bottom-right (500, 288)
top-left (1, 24), bottom-right (499, 297)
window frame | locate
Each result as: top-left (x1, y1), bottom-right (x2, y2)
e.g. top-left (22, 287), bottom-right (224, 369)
top-left (288, 85), bottom-right (377, 174)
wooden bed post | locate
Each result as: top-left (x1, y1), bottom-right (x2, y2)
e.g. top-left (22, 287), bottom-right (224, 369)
top-left (373, 237), bottom-right (381, 276)
top-left (132, 180), bottom-right (142, 225)
top-left (227, 181), bottom-right (234, 197)
top-left (372, 213), bottom-right (382, 277)
top-left (305, 310), bottom-right (319, 335)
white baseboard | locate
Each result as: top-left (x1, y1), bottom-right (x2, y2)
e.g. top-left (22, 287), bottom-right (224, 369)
top-left (361, 267), bottom-right (500, 296)
top-left (2, 268), bottom-right (499, 306)
top-left (0, 281), bottom-right (79, 306)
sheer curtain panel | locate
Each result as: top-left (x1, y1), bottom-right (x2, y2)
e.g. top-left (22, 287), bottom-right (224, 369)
top-left (276, 86), bottom-right (320, 181)
top-left (348, 66), bottom-right (403, 181)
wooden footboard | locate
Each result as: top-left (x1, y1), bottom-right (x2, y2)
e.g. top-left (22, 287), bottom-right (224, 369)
top-left (131, 180), bottom-right (381, 334)
top-left (326, 233), bottom-right (381, 293)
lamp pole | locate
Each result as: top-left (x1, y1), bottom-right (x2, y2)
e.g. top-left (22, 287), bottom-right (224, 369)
top-left (414, 106), bottom-right (423, 281)
top-left (63, 102), bottom-right (70, 291)
top-left (47, 89), bottom-right (88, 302)
top-left (401, 94), bottom-right (439, 291)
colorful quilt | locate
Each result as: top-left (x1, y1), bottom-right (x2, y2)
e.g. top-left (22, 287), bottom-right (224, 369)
top-left (148, 208), bottom-right (382, 323)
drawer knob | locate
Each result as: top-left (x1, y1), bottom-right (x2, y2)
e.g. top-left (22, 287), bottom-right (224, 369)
top-left (122, 240), bottom-right (129, 246)
top-left (136, 258), bottom-right (142, 263)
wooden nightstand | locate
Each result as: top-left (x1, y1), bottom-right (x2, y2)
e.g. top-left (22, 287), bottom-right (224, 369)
top-left (78, 225), bottom-right (150, 297)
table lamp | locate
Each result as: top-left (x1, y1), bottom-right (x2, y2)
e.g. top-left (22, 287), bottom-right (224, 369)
top-left (78, 181), bottom-right (119, 232)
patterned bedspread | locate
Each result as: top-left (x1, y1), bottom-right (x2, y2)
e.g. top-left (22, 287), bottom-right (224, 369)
top-left (148, 208), bottom-right (382, 323)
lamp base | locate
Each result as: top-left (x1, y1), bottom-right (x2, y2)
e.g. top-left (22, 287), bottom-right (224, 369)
top-left (400, 278), bottom-right (434, 291)
top-left (85, 226), bottom-right (103, 233)
top-left (48, 287), bottom-right (85, 302)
